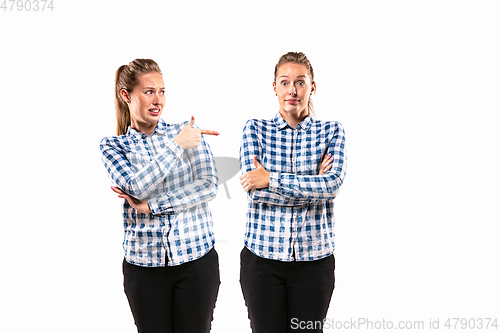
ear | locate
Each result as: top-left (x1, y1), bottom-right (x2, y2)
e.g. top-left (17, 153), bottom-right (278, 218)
top-left (310, 81), bottom-right (316, 95)
top-left (272, 81), bottom-right (277, 95)
top-left (120, 89), bottom-right (130, 104)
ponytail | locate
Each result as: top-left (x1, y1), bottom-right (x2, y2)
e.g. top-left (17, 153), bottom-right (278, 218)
top-left (115, 65), bottom-right (130, 136)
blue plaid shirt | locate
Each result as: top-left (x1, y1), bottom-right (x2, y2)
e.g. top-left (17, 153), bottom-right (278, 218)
top-left (239, 113), bottom-right (346, 262)
top-left (100, 119), bottom-right (218, 267)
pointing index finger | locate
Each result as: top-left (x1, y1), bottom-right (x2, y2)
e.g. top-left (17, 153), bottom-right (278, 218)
top-left (200, 129), bottom-right (219, 136)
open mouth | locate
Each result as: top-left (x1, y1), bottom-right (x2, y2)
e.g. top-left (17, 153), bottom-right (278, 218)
top-left (149, 108), bottom-right (161, 115)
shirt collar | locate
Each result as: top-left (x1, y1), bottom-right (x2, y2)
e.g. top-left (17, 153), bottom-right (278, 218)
top-left (126, 118), bottom-right (167, 141)
top-left (273, 112), bottom-right (313, 131)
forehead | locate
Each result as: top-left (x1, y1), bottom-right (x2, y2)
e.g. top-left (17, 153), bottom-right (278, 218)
top-left (276, 62), bottom-right (310, 78)
top-left (137, 72), bottom-right (164, 87)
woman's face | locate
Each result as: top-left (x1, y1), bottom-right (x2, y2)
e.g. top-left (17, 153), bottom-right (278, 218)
top-left (124, 72), bottom-right (165, 134)
top-left (273, 62), bottom-right (315, 118)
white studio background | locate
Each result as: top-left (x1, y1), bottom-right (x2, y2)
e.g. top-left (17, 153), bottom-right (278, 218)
top-left (1, 1), bottom-right (499, 332)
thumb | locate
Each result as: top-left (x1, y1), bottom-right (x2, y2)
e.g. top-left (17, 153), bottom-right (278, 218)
top-left (253, 156), bottom-right (262, 169)
top-left (187, 115), bottom-right (195, 127)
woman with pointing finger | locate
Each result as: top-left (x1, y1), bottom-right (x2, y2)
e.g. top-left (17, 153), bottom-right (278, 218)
top-left (239, 52), bottom-right (347, 333)
top-left (100, 59), bottom-right (220, 333)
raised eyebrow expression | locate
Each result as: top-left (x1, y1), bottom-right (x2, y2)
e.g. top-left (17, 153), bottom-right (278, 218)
top-left (279, 75), bottom-right (307, 85)
top-left (279, 75), bottom-right (307, 79)
top-left (279, 75), bottom-right (307, 81)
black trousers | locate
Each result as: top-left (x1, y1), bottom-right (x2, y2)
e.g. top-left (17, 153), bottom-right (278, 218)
top-left (240, 247), bottom-right (335, 333)
top-left (123, 248), bottom-right (220, 333)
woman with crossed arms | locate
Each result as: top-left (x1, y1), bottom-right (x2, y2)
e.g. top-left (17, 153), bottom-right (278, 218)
top-left (100, 59), bottom-right (220, 333)
top-left (239, 52), bottom-right (347, 333)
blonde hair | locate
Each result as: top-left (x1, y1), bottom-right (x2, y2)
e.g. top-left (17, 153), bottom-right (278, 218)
top-left (274, 52), bottom-right (316, 118)
top-left (114, 59), bottom-right (162, 135)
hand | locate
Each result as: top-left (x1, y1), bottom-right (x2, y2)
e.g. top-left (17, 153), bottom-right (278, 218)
top-left (319, 153), bottom-right (333, 175)
top-left (240, 156), bottom-right (270, 192)
top-left (174, 116), bottom-right (219, 149)
top-left (111, 186), bottom-right (152, 214)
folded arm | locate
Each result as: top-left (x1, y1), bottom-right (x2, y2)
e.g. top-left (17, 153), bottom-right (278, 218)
top-left (239, 120), bottom-right (311, 206)
top-left (239, 120), bottom-right (346, 205)
top-left (268, 123), bottom-right (346, 200)
top-left (148, 134), bottom-right (218, 215)
top-left (100, 137), bottom-right (183, 201)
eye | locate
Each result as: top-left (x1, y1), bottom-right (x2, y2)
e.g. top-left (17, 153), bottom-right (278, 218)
top-left (297, 81), bottom-right (305, 86)
top-left (145, 90), bottom-right (153, 95)
top-left (280, 81), bottom-right (288, 86)
top-left (160, 90), bottom-right (165, 96)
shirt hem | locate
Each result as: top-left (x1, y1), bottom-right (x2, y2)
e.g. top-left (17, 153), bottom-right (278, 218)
top-left (124, 243), bottom-right (215, 268)
top-left (243, 244), bottom-right (334, 262)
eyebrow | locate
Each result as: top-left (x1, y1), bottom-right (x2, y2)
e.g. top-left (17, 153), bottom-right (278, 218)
top-left (278, 75), bottom-right (307, 79)
top-left (143, 86), bottom-right (165, 89)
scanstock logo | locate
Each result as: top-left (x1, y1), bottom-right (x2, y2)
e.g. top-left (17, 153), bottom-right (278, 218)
top-left (213, 157), bottom-right (240, 199)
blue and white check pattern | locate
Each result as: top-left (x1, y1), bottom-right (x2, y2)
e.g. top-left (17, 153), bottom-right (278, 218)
top-left (100, 119), bottom-right (218, 267)
top-left (239, 113), bottom-right (346, 262)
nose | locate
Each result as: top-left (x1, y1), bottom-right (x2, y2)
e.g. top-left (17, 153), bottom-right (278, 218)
top-left (153, 92), bottom-right (164, 105)
top-left (289, 84), bottom-right (297, 96)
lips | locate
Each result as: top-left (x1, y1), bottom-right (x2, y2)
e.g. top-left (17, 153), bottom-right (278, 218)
top-left (149, 108), bottom-right (161, 116)
top-left (286, 99), bottom-right (299, 104)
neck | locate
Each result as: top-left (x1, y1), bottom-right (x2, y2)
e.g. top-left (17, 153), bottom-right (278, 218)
top-left (279, 109), bottom-right (309, 128)
top-left (131, 120), bottom-right (157, 136)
